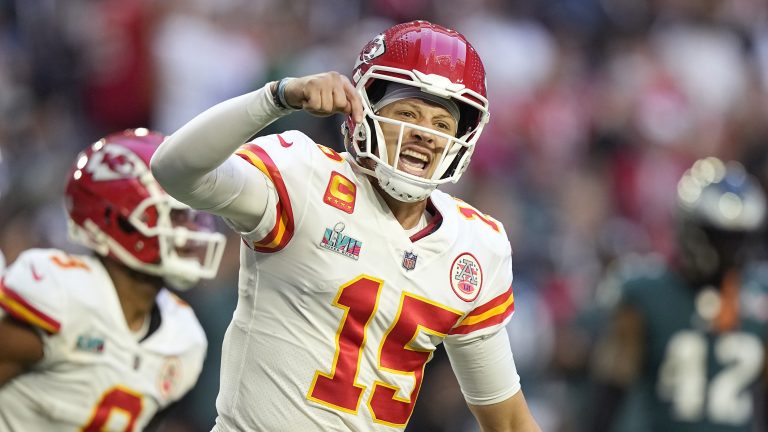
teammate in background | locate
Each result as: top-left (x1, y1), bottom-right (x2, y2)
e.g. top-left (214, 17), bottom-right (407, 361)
top-left (589, 157), bottom-right (768, 432)
top-left (151, 20), bottom-right (541, 432)
top-left (0, 129), bottom-right (226, 431)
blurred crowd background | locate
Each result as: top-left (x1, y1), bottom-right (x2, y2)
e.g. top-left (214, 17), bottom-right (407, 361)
top-left (1, 0), bottom-right (768, 431)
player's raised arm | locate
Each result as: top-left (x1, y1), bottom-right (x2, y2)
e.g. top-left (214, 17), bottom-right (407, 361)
top-left (149, 72), bottom-right (362, 231)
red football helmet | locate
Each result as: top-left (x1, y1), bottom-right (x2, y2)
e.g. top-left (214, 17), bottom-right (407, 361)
top-left (64, 128), bottom-right (226, 290)
top-left (344, 20), bottom-right (489, 202)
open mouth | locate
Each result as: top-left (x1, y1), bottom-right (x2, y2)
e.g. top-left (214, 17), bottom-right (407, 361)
top-left (397, 148), bottom-right (430, 176)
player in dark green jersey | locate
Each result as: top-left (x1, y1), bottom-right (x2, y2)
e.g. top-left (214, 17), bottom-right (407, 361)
top-left (590, 157), bottom-right (768, 432)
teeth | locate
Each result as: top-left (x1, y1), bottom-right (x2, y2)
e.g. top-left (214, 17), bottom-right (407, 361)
top-left (401, 149), bottom-right (428, 162)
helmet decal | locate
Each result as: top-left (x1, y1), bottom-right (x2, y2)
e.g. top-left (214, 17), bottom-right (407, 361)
top-left (355, 33), bottom-right (386, 69)
top-left (84, 144), bottom-right (146, 182)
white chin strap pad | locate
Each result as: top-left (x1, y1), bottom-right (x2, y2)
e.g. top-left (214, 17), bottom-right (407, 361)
top-left (161, 256), bottom-right (202, 290)
top-left (375, 163), bottom-right (436, 203)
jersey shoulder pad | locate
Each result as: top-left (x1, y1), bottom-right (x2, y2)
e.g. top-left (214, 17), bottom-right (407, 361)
top-left (236, 130), bottom-right (351, 193)
top-left (0, 249), bottom-right (92, 334)
top-left (150, 289), bottom-right (207, 354)
top-left (236, 130), bottom-right (348, 176)
top-left (234, 131), bottom-right (356, 252)
top-left (442, 191), bottom-right (515, 338)
top-left (437, 191), bottom-right (510, 253)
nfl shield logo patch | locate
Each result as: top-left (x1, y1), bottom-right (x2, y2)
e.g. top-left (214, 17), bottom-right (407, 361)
top-left (402, 251), bottom-right (418, 271)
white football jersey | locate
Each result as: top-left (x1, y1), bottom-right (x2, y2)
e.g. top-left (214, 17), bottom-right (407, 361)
top-left (0, 249), bottom-right (207, 431)
top-left (213, 131), bottom-right (517, 431)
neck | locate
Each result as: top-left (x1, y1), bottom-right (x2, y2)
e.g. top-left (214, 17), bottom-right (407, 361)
top-left (101, 257), bottom-right (162, 332)
top-left (373, 183), bottom-right (429, 229)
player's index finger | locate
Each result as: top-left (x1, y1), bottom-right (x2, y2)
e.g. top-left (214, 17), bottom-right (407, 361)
top-left (343, 79), bottom-right (364, 124)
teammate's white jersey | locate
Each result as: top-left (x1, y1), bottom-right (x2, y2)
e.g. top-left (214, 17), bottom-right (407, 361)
top-left (0, 249), bottom-right (207, 431)
top-left (214, 131), bottom-right (517, 431)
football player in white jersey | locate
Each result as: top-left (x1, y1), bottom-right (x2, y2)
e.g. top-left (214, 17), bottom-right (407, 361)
top-left (0, 129), bottom-right (227, 431)
top-left (151, 20), bottom-right (541, 432)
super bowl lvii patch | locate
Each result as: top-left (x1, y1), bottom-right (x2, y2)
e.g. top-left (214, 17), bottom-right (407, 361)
top-left (319, 222), bottom-right (362, 260)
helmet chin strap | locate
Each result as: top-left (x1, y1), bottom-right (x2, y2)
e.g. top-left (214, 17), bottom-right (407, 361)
top-left (161, 256), bottom-right (202, 290)
top-left (163, 274), bottom-right (198, 291)
top-left (374, 162), bottom-right (435, 203)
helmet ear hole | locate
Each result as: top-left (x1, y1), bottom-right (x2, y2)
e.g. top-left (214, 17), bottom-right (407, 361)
top-left (117, 215), bottom-right (136, 234)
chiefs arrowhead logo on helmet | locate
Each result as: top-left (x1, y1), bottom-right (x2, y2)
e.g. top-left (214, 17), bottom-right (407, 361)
top-left (85, 144), bottom-right (143, 181)
top-left (355, 34), bottom-right (386, 69)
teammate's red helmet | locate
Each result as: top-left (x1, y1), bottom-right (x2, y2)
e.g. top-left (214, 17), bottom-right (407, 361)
top-left (64, 128), bottom-right (225, 289)
top-left (344, 20), bottom-right (489, 202)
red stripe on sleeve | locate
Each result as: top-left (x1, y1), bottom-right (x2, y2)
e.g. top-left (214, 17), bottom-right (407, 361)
top-left (235, 143), bottom-right (295, 252)
top-left (449, 287), bottom-right (515, 336)
top-left (465, 287), bottom-right (513, 318)
top-left (0, 278), bottom-right (61, 334)
top-left (449, 305), bottom-right (514, 335)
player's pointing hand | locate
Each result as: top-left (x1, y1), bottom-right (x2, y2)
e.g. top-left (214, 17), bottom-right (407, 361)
top-left (283, 72), bottom-right (364, 124)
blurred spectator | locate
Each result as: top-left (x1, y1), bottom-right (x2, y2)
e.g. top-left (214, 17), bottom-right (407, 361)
top-left (151, 0), bottom-right (267, 133)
